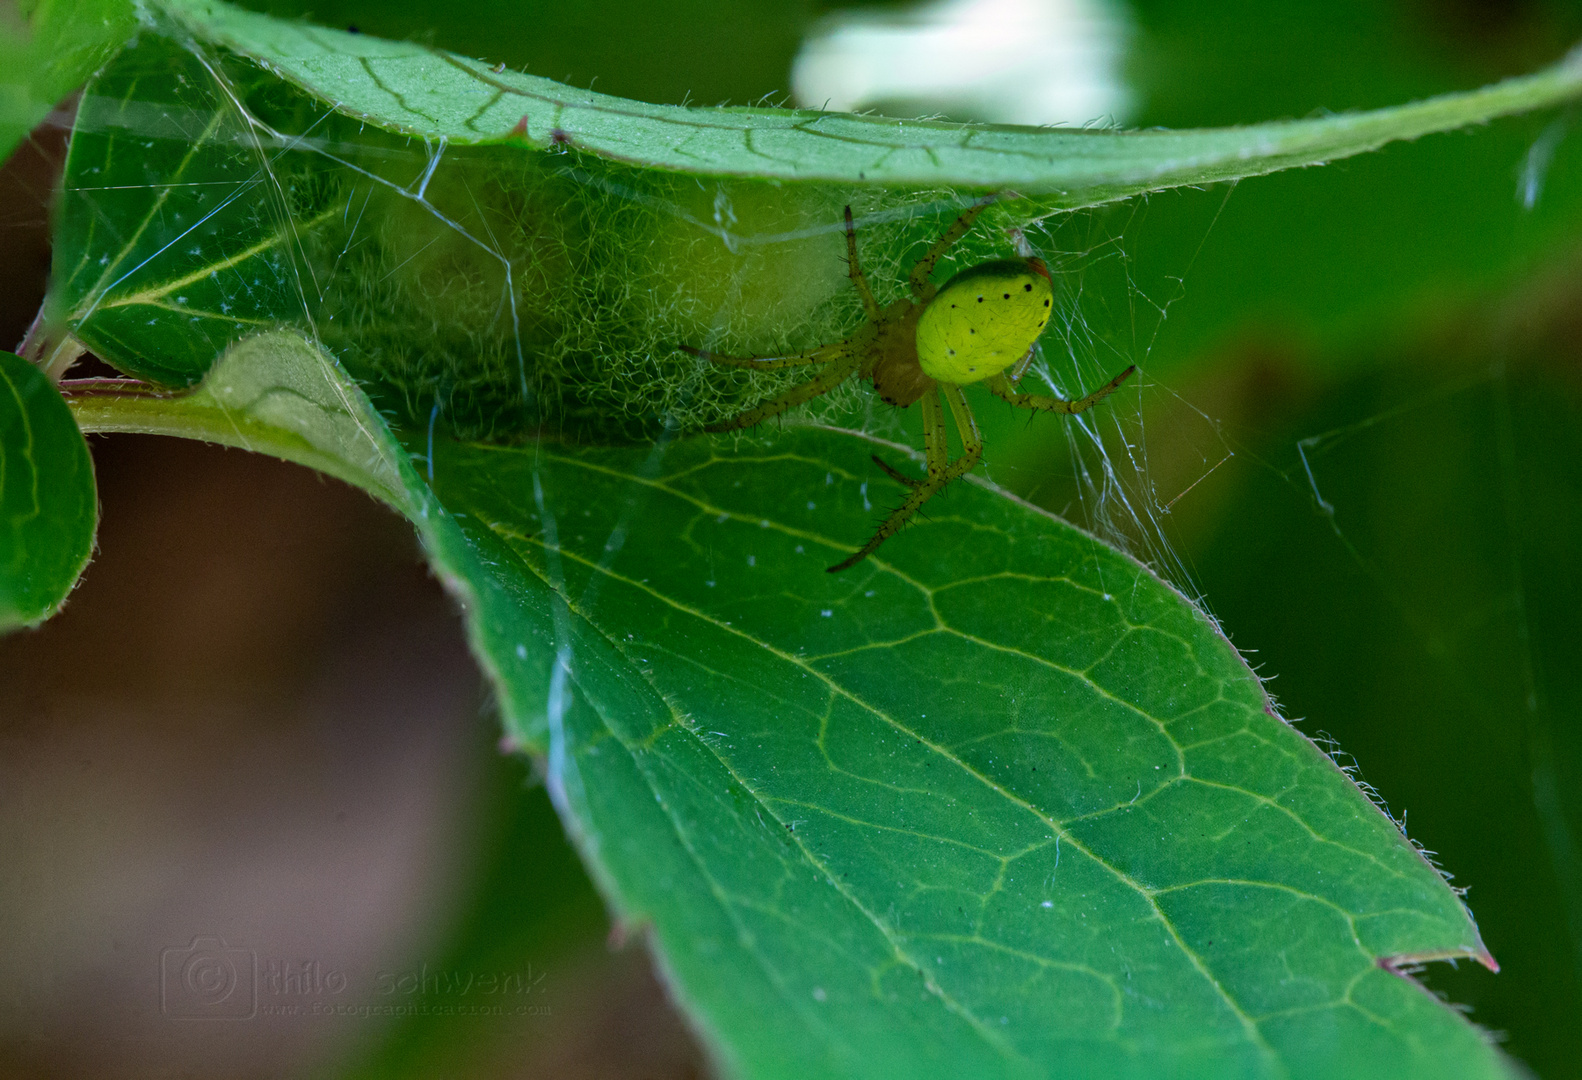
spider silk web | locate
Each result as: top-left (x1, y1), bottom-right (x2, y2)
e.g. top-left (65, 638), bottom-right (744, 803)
top-left (38, 24), bottom-right (1582, 1058)
top-left (50, 28), bottom-right (1237, 589)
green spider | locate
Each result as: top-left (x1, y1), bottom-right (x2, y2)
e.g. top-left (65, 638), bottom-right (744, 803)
top-left (683, 197), bottom-right (1136, 573)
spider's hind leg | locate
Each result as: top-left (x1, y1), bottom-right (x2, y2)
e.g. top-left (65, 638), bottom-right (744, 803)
top-left (985, 364), bottom-right (1136, 414)
top-left (828, 385), bottom-right (983, 572)
top-left (870, 454), bottom-right (923, 488)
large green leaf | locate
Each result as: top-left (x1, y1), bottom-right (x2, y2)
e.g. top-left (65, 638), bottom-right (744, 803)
top-left (154, 0), bottom-right (1582, 203)
top-left (0, 0), bottom-right (137, 161)
top-left (0, 350), bottom-right (97, 630)
top-left (68, 332), bottom-right (1511, 1078)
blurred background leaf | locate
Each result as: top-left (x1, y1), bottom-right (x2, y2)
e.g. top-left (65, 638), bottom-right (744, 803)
top-left (0, 0), bottom-right (136, 160)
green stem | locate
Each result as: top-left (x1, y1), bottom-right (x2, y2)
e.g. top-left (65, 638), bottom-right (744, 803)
top-left (65, 380), bottom-right (413, 511)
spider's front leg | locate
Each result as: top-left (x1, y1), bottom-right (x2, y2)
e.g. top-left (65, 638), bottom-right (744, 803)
top-left (843, 206), bottom-right (881, 320)
top-left (692, 203), bottom-right (880, 432)
top-left (906, 195), bottom-right (1000, 299)
top-left (829, 385), bottom-right (983, 572)
top-left (702, 349), bottom-right (862, 432)
top-left (679, 341), bottom-right (844, 371)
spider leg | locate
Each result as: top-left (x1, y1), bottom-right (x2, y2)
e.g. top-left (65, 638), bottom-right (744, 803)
top-left (984, 364), bottom-right (1136, 414)
top-left (1008, 342), bottom-right (1038, 383)
top-left (828, 384), bottom-right (984, 572)
top-left (870, 454), bottom-right (922, 488)
top-left (704, 351), bottom-right (862, 432)
top-left (906, 194), bottom-right (1000, 299)
top-left (679, 341), bottom-right (846, 370)
top-left (843, 206), bottom-right (882, 320)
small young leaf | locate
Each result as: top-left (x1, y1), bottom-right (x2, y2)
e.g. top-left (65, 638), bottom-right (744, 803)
top-left (0, 350), bottom-right (97, 630)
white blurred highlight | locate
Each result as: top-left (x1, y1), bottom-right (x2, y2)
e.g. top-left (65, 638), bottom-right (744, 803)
top-left (792, 0), bottom-right (1135, 126)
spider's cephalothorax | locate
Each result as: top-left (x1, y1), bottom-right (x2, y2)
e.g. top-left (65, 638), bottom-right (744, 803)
top-left (681, 198), bottom-right (1136, 572)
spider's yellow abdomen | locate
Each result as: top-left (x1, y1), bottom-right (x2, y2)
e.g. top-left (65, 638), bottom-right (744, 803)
top-left (915, 258), bottom-right (1054, 384)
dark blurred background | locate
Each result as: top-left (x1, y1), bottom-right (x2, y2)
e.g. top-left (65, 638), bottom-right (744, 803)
top-left (6, 0), bottom-right (1582, 1076)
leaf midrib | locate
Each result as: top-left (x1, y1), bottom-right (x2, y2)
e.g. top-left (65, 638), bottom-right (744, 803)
top-left (535, 541), bottom-right (1047, 1072)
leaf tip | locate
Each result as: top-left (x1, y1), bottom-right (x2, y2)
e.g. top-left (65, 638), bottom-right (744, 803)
top-left (1377, 946), bottom-right (1500, 976)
